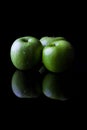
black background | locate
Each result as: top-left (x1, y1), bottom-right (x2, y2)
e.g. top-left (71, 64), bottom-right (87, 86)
top-left (1, 2), bottom-right (84, 123)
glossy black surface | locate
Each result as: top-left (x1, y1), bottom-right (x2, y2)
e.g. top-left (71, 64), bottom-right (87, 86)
top-left (1, 31), bottom-right (82, 111)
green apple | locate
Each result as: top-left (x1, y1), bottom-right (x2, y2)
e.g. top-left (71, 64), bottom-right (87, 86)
top-left (40, 36), bottom-right (65, 46)
top-left (11, 70), bottom-right (42, 98)
top-left (42, 72), bottom-right (67, 101)
top-left (42, 39), bottom-right (74, 73)
top-left (10, 36), bottom-right (43, 70)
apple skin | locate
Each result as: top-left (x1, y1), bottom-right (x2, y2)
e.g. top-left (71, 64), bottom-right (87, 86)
top-left (11, 70), bottom-right (42, 98)
top-left (42, 72), bottom-right (67, 101)
top-left (42, 40), bottom-right (74, 73)
top-left (40, 36), bottom-right (65, 46)
top-left (10, 36), bottom-right (43, 70)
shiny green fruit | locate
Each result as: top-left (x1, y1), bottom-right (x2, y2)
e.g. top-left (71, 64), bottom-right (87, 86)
top-left (42, 39), bottom-right (74, 73)
top-left (40, 36), bottom-right (65, 46)
top-left (10, 36), bottom-right (43, 70)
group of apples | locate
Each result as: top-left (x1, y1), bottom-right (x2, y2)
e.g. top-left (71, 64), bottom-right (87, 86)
top-left (10, 36), bottom-right (74, 73)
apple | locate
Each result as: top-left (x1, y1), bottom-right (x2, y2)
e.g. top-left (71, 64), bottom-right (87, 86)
top-left (10, 36), bottom-right (43, 70)
top-left (11, 70), bottom-right (42, 98)
top-left (42, 39), bottom-right (74, 73)
top-left (42, 72), bottom-right (67, 101)
top-left (40, 36), bottom-right (65, 46)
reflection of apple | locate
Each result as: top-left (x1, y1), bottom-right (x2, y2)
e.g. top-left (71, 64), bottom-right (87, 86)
top-left (40, 36), bottom-right (65, 46)
top-left (11, 70), bottom-right (42, 98)
top-left (42, 39), bottom-right (74, 73)
top-left (10, 36), bottom-right (43, 70)
top-left (42, 72), bottom-right (67, 101)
